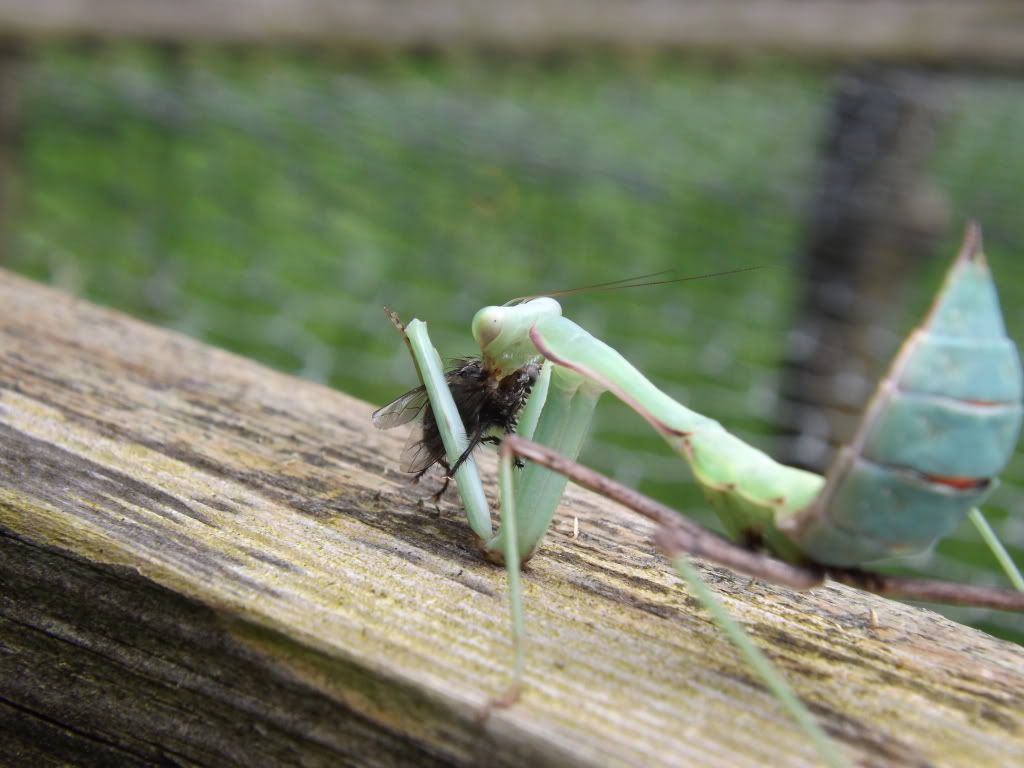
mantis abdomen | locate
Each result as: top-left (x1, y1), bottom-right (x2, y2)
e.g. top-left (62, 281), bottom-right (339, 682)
top-left (782, 224), bottom-right (1024, 565)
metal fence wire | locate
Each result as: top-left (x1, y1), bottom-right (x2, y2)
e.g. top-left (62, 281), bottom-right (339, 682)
top-left (10, 47), bottom-right (1024, 642)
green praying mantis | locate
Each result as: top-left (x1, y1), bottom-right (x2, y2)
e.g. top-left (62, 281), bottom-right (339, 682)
top-left (372, 223), bottom-right (1024, 767)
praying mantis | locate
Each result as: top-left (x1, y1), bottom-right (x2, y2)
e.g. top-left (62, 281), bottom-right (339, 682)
top-left (373, 223), bottom-right (1024, 767)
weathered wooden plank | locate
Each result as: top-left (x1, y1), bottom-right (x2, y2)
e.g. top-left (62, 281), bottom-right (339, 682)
top-left (0, 268), bottom-right (1021, 767)
top-left (0, 0), bottom-right (1023, 65)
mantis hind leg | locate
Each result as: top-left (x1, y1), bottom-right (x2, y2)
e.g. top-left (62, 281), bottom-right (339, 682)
top-left (968, 508), bottom-right (1024, 591)
top-left (495, 435), bottom-right (843, 768)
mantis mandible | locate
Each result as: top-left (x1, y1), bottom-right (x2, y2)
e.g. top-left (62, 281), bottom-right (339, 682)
top-left (373, 222), bottom-right (1024, 768)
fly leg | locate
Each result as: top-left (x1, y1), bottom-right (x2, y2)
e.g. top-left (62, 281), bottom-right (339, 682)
top-left (411, 460), bottom-right (453, 506)
top-left (481, 435), bottom-right (526, 468)
top-left (449, 423), bottom-right (486, 477)
top-left (431, 457), bottom-right (452, 504)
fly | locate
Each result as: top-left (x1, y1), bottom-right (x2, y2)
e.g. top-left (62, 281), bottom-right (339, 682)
top-left (372, 355), bottom-right (540, 497)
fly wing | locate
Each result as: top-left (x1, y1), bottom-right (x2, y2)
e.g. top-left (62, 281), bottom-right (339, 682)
top-left (399, 427), bottom-right (444, 474)
top-left (371, 385), bottom-right (430, 430)
top-left (377, 357), bottom-right (484, 474)
top-left (374, 385), bottom-right (445, 474)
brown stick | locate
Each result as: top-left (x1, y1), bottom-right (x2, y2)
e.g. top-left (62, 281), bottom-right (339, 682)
top-left (826, 570), bottom-right (1024, 611)
top-left (502, 435), bottom-right (823, 589)
top-left (501, 435), bottom-right (1024, 611)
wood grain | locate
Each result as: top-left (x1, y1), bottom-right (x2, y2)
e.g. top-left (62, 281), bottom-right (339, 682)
top-left (0, 269), bottom-right (1022, 766)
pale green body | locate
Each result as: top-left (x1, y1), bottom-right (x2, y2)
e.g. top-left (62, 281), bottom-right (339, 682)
top-left (375, 227), bottom-right (1021, 768)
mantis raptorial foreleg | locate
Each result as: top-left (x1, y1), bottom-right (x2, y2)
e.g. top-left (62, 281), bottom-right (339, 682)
top-left (385, 312), bottom-right (492, 540)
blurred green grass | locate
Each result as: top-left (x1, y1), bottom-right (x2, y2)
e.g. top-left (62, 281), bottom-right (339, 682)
top-left (10, 46), bottom-right (1024, 641)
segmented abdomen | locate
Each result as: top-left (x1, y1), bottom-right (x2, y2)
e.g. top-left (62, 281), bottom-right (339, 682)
top-left (783, 225), bottom-right (1024, 566)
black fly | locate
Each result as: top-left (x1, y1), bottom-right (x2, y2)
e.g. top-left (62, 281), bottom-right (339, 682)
top-left (372, 357), bottom-right (539, 498)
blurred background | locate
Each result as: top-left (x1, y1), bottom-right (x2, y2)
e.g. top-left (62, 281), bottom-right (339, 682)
top-left (2, 2), bottom-right (1023, 642)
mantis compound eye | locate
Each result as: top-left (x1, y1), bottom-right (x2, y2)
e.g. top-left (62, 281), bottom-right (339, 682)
top-left (472, 306), bottom-right (505, 349)
top-left (474, 296), bottom-right (562, 367)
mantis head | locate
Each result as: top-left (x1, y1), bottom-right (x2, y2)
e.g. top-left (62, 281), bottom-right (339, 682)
top-left (472, 297), bottom-right (561, 374)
